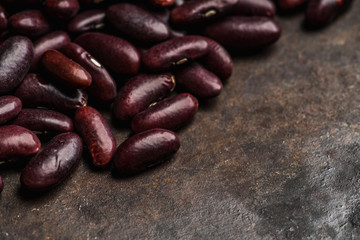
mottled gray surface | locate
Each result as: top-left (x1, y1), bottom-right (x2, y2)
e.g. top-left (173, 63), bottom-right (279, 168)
top-left (1, 3), bottom-right (360, 240)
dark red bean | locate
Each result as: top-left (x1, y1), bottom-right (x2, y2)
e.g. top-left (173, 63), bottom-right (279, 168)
top-left (233, 0), bottom-right (276, 17)
top-left (113, 128), bottom-right (180, 176)
top-left (11, 109), bottom-right (73, 134)
top-left (0, 176), bottom-right (3, 193)
top-left (0, 96), bottom-right (22, 125)
top-left (44, 0), bottom-right (80, 19)
top-left (62, 43), bottom-right (116, 102)
top-left (0, 36), bottom-right (33, 94)
top-left (0, 125), bottom-right (41, 161)
top-left (74, 106), bottom-right (116, 168)
top-left (175, 62), bottom-right (222, 98)
top-left (142, 35), bottom-right (209, 71)
top-left (75, 32), bottom-right (140, 75)
top-left (14, 73), bottom-right (88, 111)
top-left (113, 73), bottom-right (175, 121)
top-left (278, 0), bottom-right (308, 10)
top-left (199, 37), bottom-right (232, 80)
top-left (8, 10), bottom-right (51, 37)
top-left (41, 49), bottom-right (92, 89)
top-left (31, 31), bottom-right (71, 72)
top-left (131, 93), bottom-right (198, 133)
top-left (78, 0), bottom-right (104, 5)
top-left (0, 5), bottom-right (8, 33)
top-left (201, 16), bottom-right (281, 50)
top-left (107, 3), bottom-right (170, 43)
top-left (20, 132), bottom-right (82, 192)
top-left (170, 0), bottom-right (237, 25)
top-left (306, 0), bottom-right (352, 28)
top-left (67, 10), bottom-right (106, 33)
top-left (149, 0), bottom-right (175, 7)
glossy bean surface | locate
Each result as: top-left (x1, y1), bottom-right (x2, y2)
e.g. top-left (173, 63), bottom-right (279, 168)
top-left (278, 0), bottom-right (308, 10)
top-left (11, 109), bottom-right (73, 134)
top-left (67, 10), bottom-right (105, 33)
top-left (62, 43), bottom-right (116, 102)
top-left (0, 5), bottom-right (8, 33)
top-left (75, 32), bottom-right (140, 75)
top-left (44, 0), bottom-right (80, 19)
top-left (143, 35), bottom-right (209, 71)
top-left (75, 106), bottom-right (116, 168)
top-left (113, 128), bottom-right (180, 176)
top-left (8, 10), bottom-right (51, 37)
top-left (15, 74), bottom-right (87, 111)
top-left (113, 73), bottom-right (175, 121)
top-left (131, 93), bottom-right (198, 133)
top-left (41, 49), bottom-right (92, 89)
top-left (0, 36), bottom-right (33, 94)
top-left (233, 0), bottom-right (276, 17)
top-left (201, 16), bottom-right (281, 50)
top-left (0, 96), bottom-right (22, 125)
top-left (20, 132), bottom-right (82, 192)
top-left (150, 0), bottom-right (175, 7)
top-left (0, 125), bottom-right (41, 161)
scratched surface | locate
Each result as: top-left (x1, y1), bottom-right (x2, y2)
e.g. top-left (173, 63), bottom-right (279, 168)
top-left (1, 3), bottom-right (360, 240)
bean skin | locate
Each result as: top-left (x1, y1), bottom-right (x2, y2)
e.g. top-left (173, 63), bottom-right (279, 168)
top-left (44, 0), bottom-right (80, 19)
top-left (170, 0), bottom-right (238, 25)
top-left (20, 132), bottom-right (82, 192)
top-left (14, 73), bottom-right (88, 111)
top-left (31, 31), bottom-right (71, 72)
top-left (107, 3), bottom-right (170, 43)
top-left (41, 49), bottom-right (92, 89)
top-left (8, 10), bottom-right (51, 37)
top-left (78, 0), bottom-right (105, 5)
top-left (11, 108), bottom-right (73, 134)
top-left (0, 36), bottom-right (33, 94)
top-left (142, 35), bottom-right (209, 71)
top-left (0, 125), bottom-right (41, 161)
top-left (149, 0), bottom-right (175, 7)
top-left (131, 93), bottom-right (198, 133)
top-left (112, 73), bottom-right (175, 121)
top-left (0, 5), bottom-right (8, 33)
top-left (201, 16), bottom-right (281, 50)
top-left (0, 96), bottom-right (22, 125)
top-left (75, 32), bottom-right (140, 75)
top-left (62, 43), bottom-right (116, 102)
top-left (113, 128), bottom-right (180, 176)
top-left (278, 0), bottom-right (308, 10)
top-left (233, 0), bottom-right (276, 17)
top-left (74, 106), bottom-right (116, 168)
top-left (0, 176), bottom-right (3, 193)
top-left (67, 10), bottom-right (106, 33)
top-left (175, 62), bottom-right (222, 98)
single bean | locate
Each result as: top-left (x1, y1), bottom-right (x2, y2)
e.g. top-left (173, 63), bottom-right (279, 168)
top-left (113, 129), bottom-right (180, 176)
top-left (14, 73), bottom-right (88, 111)
top-left (201, 16), bottom-right (281, 50)
top-left (0, 176), bottom-right (3, 193)
top-left (131, 93), bottom-right (198, 133)
top-left (20, 132), bottom-right (82, 192)
top-left (44, 0), bottom-right (80, 19)
top-left (41, 49), bottom-right (92, 89)
top-left (278, 0), bottom-right (308, 10)
top-left (0, 125), bottom-right (41, 161)
top-left (31, 31), bottom-right (71, 72)
top-left (0, 36), bottom-right (33, 94)
top-left (0, 96), bottom-right (22, 125)
top-left (233, 0), bottom-right (276, 17)
top-left (113, 73), bottom-right (175, 121)
top-left (62, 43), bottom-right (116, 102)
top-left (11, 108), bottom-right (73, 134)
top-left (74, 106), bottom-right (116, 168)
top-left (107, 3), bottom-right (170, 43)
top-left (175, 62), bottom-right (222, 98)
top-left (0, 5), bottom-right (8, 33)
top-left (67, 10), bottom-right (106, 33)
top-left (75, 32), bottom-right (140, 75)
top-left (142, 35), bottom-right (209, 71)
top-left (8, 10), bottom-right (51, 37)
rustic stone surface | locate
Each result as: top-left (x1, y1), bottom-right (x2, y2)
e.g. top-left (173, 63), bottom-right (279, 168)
top-left (1, 3), bottom-right (360, 239)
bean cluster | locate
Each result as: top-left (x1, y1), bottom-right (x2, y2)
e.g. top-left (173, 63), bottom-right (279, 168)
top-left (0, 0), bottom-right (353, 194)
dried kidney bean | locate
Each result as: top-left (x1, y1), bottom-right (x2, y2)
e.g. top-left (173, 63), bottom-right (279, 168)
top-left (44, 0), bottom-right (80, 19)
top-left (0, 5), bottom-right (7, 33)
top-left (8, 10), bottom-right (51, 37)
top-left (0, 96), bottom-right (22, 125)
top-left (67, 10), bottom-right (106, 33)
top-left (233, 0), bottom-right (276, 17)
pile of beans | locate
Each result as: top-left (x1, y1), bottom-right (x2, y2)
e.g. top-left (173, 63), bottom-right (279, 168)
top-left (0, 0), bottom-right (353, 194)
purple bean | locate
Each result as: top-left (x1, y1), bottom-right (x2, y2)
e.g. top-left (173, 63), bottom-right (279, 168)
top-left (0, 5), bottom-right (8, 33)
top-left (0, 96), bottom-right (22, 125)
top-left (67, 10), bottom-right (106, 33)
top-left (75, 32), bottom-right (140, 75)
top-left (278, 0), bottom-right (308, 10)
top-left (62, 43), bottom-right (117, 102)
top-left (233, 0), bottom-right (276, 17)
top-left (175, 62), bottom-right (222, 98)
top-left (11, 109), bottom-right (73, 134)
top-left (201, 16), bottom-right (281, 50)
top-left (149, 0), bottom-right (175, 7)
top-left (8, 10), bottom-right (51, 37)
top-left (44, 0), bottom-right (80, 19)
top-left (131, 93), bottom-right (198, 133)
top-left (112, 73), bottom-right (175, 121)
top-left (0, 125), bottom-right (41, 161)
top-left (0, 36), bottom-right (33, 94)
top-left (113, 128), bottom-right (180, 176)
top-left (14, 73), bottom-right (88, 111)
top-left (20, 132), bottom-right (82, 192)
top-left (142, 35), bottom-right (209, 71)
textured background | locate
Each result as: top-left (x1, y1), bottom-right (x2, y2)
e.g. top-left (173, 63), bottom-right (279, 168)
top-left (1, 2), bottom-right (360, 239)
